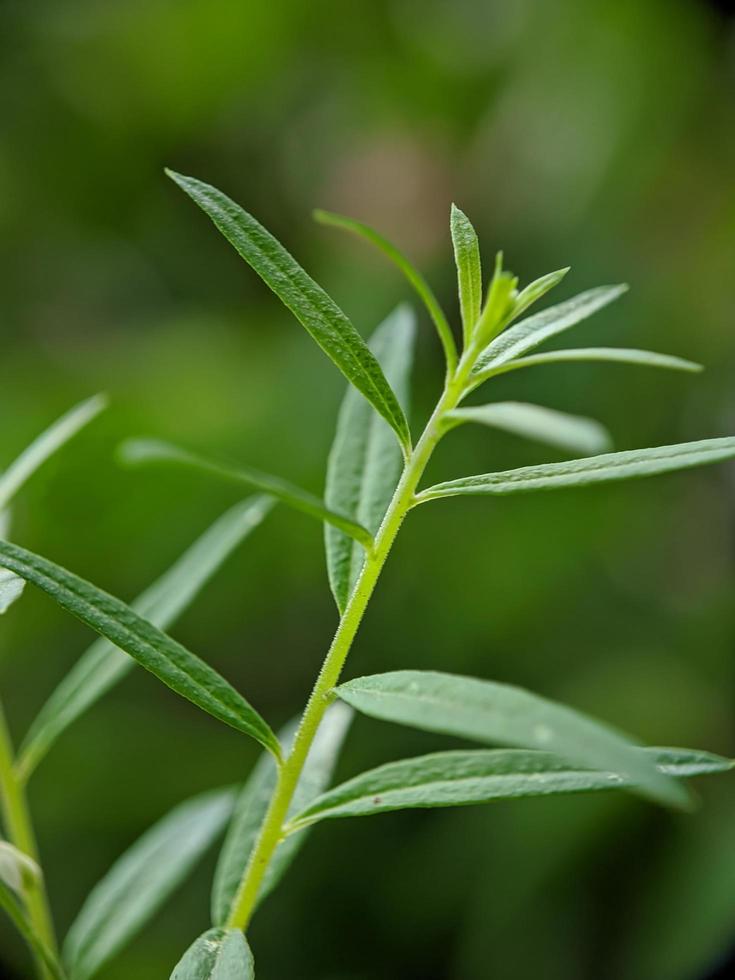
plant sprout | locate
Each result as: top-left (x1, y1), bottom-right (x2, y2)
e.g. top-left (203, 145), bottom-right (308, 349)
top-left (1, 174), bottom-right (733, 979)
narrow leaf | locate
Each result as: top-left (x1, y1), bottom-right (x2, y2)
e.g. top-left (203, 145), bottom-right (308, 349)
top-left (0, 840), bottom-right (41, 895)
top-left (473, 346), bottom-right (702, 384)
top-left (166, 170), bottom-right (410, 449)
top-left (314, 208), bottom-right (457, 372)
top-left (450, 204), bottom-right (482, 346)
top-left (417, 437), bottom-right (735, 502)
top-left (290, 747), bottom-right (732, 828)
top-left (64, 789), bottom-right (236, 980)
top-left (0, 540), bottom-right (280, 757)
top-left (0, 880), bottom-right (66, 980)
top-left (0, 394), bottom-right (107, 511)
top-left (511, 268), bottom-right (570, 322)
top-left (335, 671), bottom-right (689, 809)
top-left (17, 497), bottom-right (273, 781)
top-left (472, 284), bottom-right (628, 375)
top-left (445, 402), bottom-right (612, 456)
top-left (170, 928), bottom-right (254, 980)
top-left (119, 438), bottom-right (374, 549)
top-left (0, 567), bottom-right (25, 614)
top-left (212, 703), bottom-right (352, 924)
top-left (474, 252), bottom-right (518, 346)
top-left (325, 306), bottom-right (415, 612)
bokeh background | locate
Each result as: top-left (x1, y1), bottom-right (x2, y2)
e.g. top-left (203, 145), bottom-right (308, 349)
top-left (1, 0), bottom-right (735, 977)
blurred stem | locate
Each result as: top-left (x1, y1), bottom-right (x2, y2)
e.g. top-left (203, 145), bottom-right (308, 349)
top-left (0, 699), bottom-right (58, 979)
top-left (227, 343), bottom-right (480, 931)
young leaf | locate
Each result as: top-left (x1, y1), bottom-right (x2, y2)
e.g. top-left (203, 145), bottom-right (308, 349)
top-left (445, 403), bottom-right (612, 456)
top-left (17, 497), bottom-right (274, 781)
top-left (325, 306), bottom-right (415, 613)
top-left (0, 394), bottom-right (107, 511)
top-left (289, 747), bottom-right (732, 828)
top-left (212, 704), bottom-right (352, 924)
top-left (314, 208), bottom-right (457, 372)
top-left (473, 346), bottom-right (702, 383)
top-left (0, 840), bottom-right (41, 895)
top-left (0, 540), bottom-right (280, 757)
top-left (335, 671), bottom-right (689, 809)
top-left (472, 284), bottom-right (628, 375)
top-left (511, 268), bottom-right (570, 322)
top-left (473, 252), bottom-right (518, 346)
top-left (450, 204), bottom-right (482, 346)
top-left (119, 439), bottom-right (374, 549)
top-left (166, 169), bottom-right (410, 449)
top-left (417, 437), bottom-right (735, 502)
top-left (63, 789), bottom-right (236, 980)
top-left (0, 880), bottom-right (66, 980)
top-left (170, 928), bottom-right (254, 980)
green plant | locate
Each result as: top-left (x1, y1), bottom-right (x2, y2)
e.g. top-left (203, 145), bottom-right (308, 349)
top-left (1, 173), bottom-right (733, 979)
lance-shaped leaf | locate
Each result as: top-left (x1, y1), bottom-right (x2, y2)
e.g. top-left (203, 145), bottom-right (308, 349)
top-left (119, 439), bottom-right (373, 550)
top-left (289, 747), bottom-right (733, 829)
top-left (314, 208), bottom-right (457, 372)
top-left (472, 346), bottom-right (702, 384)
top-left (212, 704), bottom-right (352, 925)
top-left (472, 284), bottom-right (628, 375)
top-left (17, 497), bottom-right (274, 782)
top-left (0, 880), bottom-right (65, 980)
top-left (511, 268), bottom-right (570, 322)
top-left (0, 394), bottom-right (107, 511)
top-left (445, 403), bottom-right (612, 456)
top-left (335, 671), bottom-right (689, 809)
top-left (63, 789), bottom-right (236, 980)
top-left (473, 252), bottom-right (518, 347)
top-left (325, 306), bottom-right (415, 613)
top-left (167, 169), bottom-right (410, 449)
top-left (416, 437), bottom-right (735, 502)
top-left (170, 928), bottom-right (254, 980)
top-left (0, 540), bottom-right (280, 757)
top-left (450, 204), bottom-right (482, 346)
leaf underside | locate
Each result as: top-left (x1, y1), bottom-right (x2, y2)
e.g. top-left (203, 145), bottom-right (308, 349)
top-left (170, 927), bottom-right (254, 980)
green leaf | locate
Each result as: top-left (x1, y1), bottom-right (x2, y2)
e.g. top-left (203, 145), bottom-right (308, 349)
top-left (64, 789), bottom-right (236, 980)
top-left (450, 205), bottom-right (482, 346)
top-left (0, 880), bottom-right (66, 980)
top-left (335, 671), bottom-right (690, 809)
top-left (511, 268), bottom-right (570, 322)
top-left (325, 306), bottom-right (415, 613)
top-left (472, 284), bottom-right (628, 375)
top-left (290, 747), bottom-right (730, 828)
top-left (166, 170), bottom-right (410, 449)
top-left (212, 703), bottom-right (352, 925)
top-left (170, 928), bottom-right (254, 980)
top-left (474, 252), bottom-right (519, 346)
top-left (0, 394), bottom-right (107, 511)
top-left (445, 402), bottom-right (612, 456)
top-left (0, 840), bottom-right (41, 895)
top-left (474, 346), bottom-right (702, 383)
top-left (16, 497), bottom-right (274, 782)
top-left (314, 208), bottom-right (457, 373)
top-left (119, 438), bottom-right (374, 550)
top-left (0, 540), bottom-right (280, 757)
top-left (0, 567), bottom-right (25, 614)
top-left (417, 437), bottom-right (735, 502)
top-left (289, 747), bottom-right (732, 828)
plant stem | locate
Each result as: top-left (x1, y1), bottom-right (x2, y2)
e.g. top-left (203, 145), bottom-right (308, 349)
top-left (0, 699), bottom-right (58, 979)
top-left (227, 346), bottom-right (478, 930)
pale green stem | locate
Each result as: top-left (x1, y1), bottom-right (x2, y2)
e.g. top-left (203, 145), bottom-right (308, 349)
top-left (227, 344), bottom-right (479, 931)
top-left (0, 699), bottom-right (58, 979)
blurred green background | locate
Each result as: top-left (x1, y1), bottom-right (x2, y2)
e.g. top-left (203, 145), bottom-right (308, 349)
top-left (1, 0), bottom-right (735, 977)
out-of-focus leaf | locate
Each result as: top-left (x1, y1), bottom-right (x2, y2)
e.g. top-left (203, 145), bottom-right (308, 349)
top-left (0, 541), bottom-right (280, 757)
top-left (473, 346), bottom-right (702, 383)
top-left (119, 439), bottom-right (373, 549)
top-left (0, 567), bottom-right (25, 615)
top-left (325, 306), bottom-right (415, 612)
top-left (417, 438), bottom-right (735, 501)
top-left (472, 284), bottom-right (628, 375)
top-left (335, 671), bottom-right (689, 809)
top-left (166, 170), bottom-right (410, 449)
top-left (0, 880), bottom-right (65, 980)
top-left (445, 402), bottom-right (611, 456)
top-left (289, 747), bottom-right (732, 828)
top-left (212, 704), bottom-right (352, 925)
top-left (17, 497), bottom-right (274, 781)
top-left (170, 928), bottom-right (254, 980)
top-left (0, 394), bottom-right (107, 511)
top-left (450, 205), bottom-right (482, 346)
top-left (0, 840), bottom-right (41, 895)
top-left (314, 208), bottom-right (457, 372)
top-left (63, 789), bottom-right (236, 980)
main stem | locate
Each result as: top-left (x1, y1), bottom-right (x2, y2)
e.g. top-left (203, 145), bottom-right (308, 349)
top-left (227, 347), bottom-right (477, 930)
top-left (0, 700), bottom-right (58, 979)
